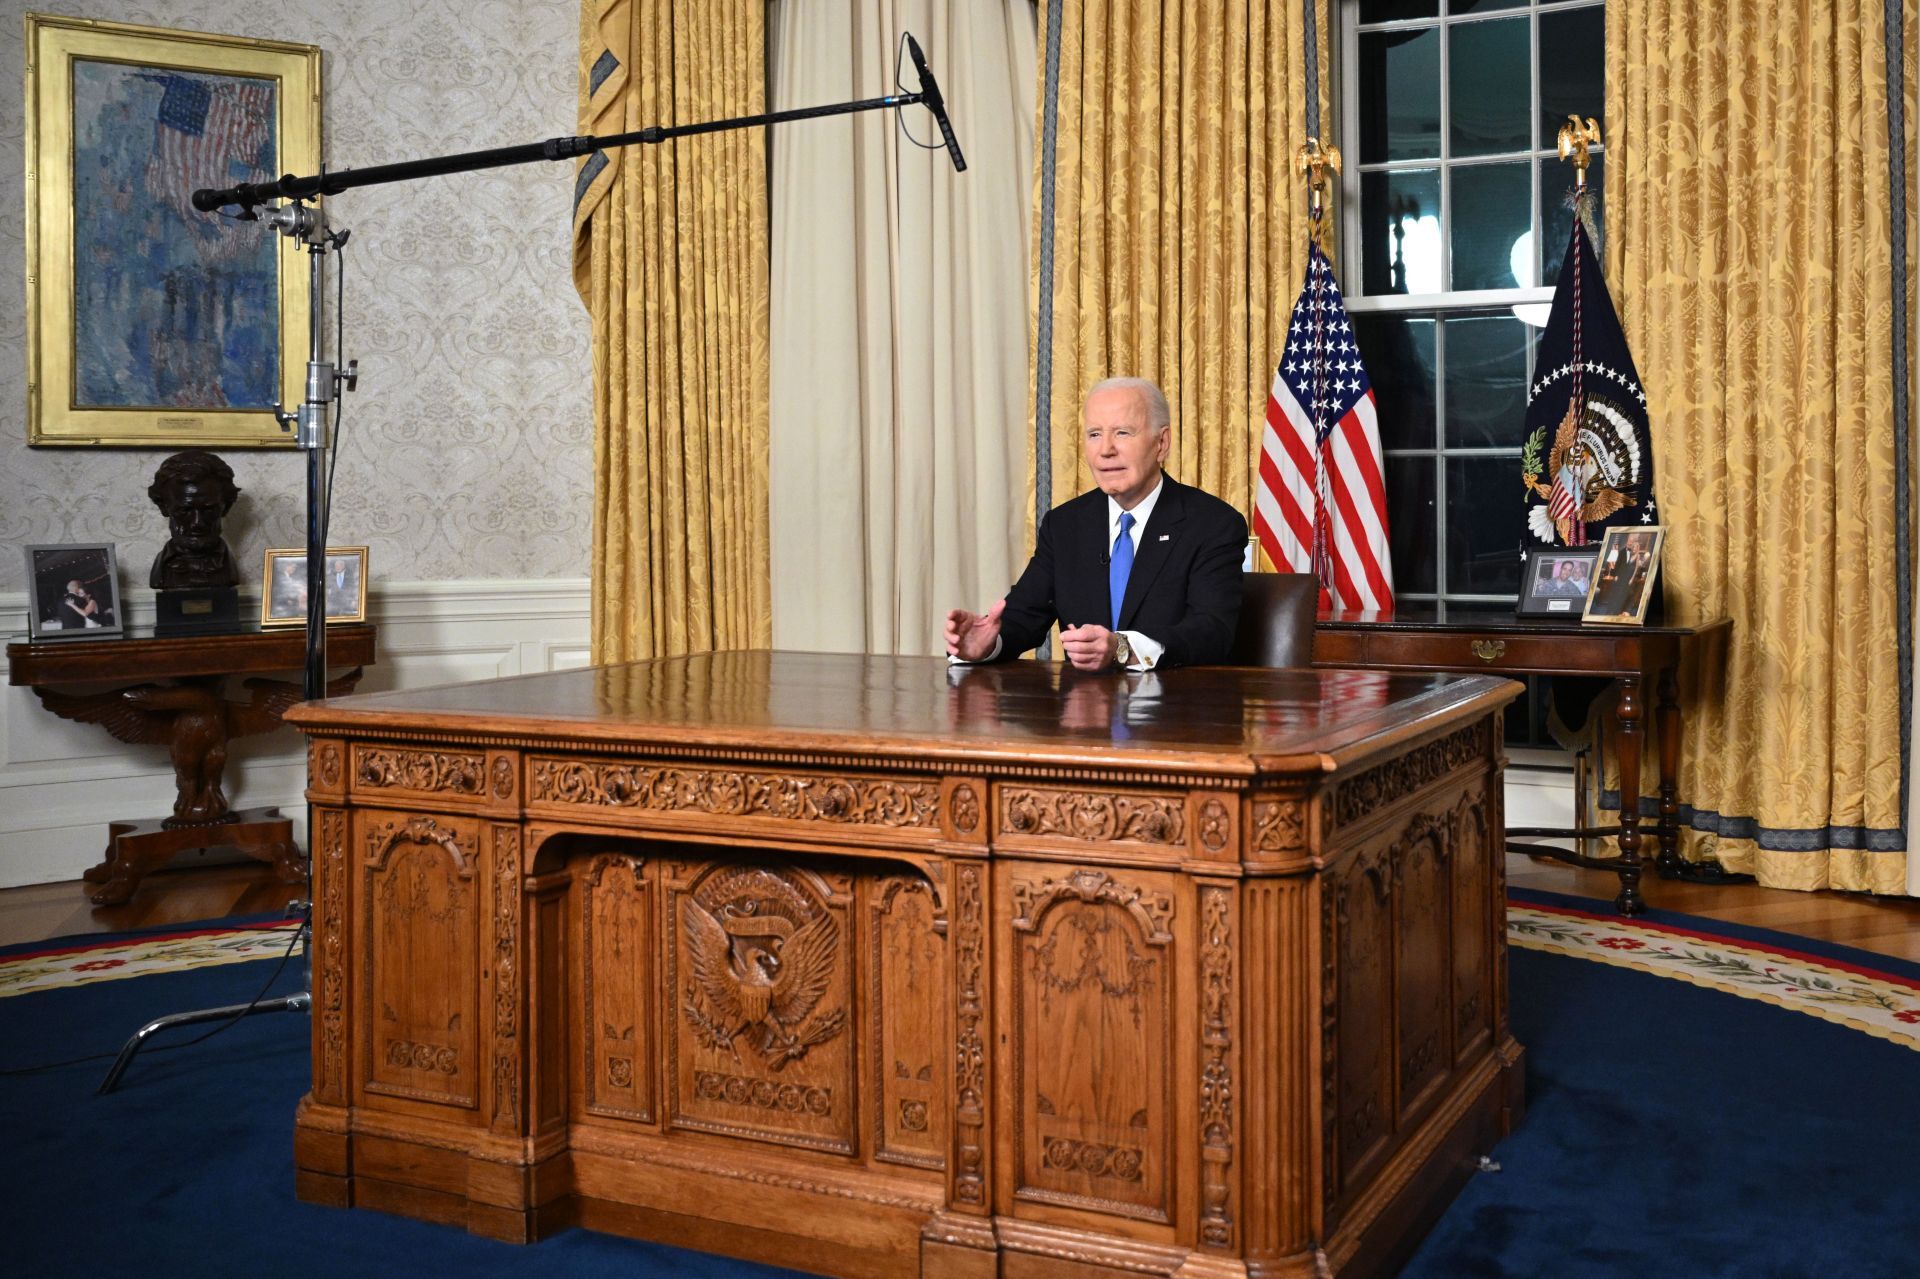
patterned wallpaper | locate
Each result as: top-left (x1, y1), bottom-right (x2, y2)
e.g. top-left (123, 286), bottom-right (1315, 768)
top-left (0, 0), bottom-right (593, 592)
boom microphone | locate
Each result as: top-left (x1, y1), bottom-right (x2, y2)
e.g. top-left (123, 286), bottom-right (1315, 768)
top-left (904, 34), bottom-right (967, 173)
top-left (192, 178), bottom-right (282, 213)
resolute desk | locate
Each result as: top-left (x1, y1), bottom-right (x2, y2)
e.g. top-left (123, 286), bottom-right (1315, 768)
top-left (286, 652), bottom-right (1522, 1278)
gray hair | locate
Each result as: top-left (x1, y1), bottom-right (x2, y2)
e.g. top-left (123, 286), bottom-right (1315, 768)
top-left (1086, 377), bottom-right (1171, 433)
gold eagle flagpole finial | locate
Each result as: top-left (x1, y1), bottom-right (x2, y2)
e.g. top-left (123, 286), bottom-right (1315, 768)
top-left (1296, 138), bottom-right (1341, 249)
top-left (1556, 116), bottom-right (1602, 189)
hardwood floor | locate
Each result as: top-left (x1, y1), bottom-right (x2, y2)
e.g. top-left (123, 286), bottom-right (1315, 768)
top-left (1505, 856), bottom-right (1920, 962)
top-left (4, 854), bottom-right (1916, 962)
top-left (0, 863), bottom-right (304, 950)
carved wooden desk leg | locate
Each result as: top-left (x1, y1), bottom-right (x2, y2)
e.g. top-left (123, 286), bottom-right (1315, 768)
top-left (1655, 666), bottom-right (1683, 878)
top-left (1613, 676), bottom-right (1645, 915)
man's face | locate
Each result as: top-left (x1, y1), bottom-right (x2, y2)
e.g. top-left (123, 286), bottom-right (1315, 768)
top-left (164, 479), bottom-right (227, 551)
top-left (1082, 387), bottom-right (1169, 510)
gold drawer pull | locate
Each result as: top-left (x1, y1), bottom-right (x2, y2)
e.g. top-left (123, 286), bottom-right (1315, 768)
top-left (1471, 640), bottom-right (1507, 662)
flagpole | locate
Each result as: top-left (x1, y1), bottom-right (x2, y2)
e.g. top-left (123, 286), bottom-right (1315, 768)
top-left (1556, 116), bottom-right (1602, 546)
top-left (1298, 139), bottom-right (1340, 608)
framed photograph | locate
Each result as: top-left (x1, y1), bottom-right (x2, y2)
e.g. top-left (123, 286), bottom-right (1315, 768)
top-left (24, 15), bottom-right (321, 448)
top-left (24, 545), bottom-right (125, 640)
top-left (261, 546), bottom-right (369, 626)
top-left (1516, 545), bottom-right (1601, 617)
top-left (1584, 526), bottom-right (1666, 625)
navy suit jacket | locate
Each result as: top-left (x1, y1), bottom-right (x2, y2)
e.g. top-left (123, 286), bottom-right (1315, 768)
top-left (994, 476), bottom-right (1247, 668)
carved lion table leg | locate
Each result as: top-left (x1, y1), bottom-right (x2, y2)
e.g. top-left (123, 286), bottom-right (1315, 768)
top-left (268, 834), bottom-right (306, 884)
top-left (83, 809), bottom-right (296, 907)
top-left (84, 821), bottom-right (145, 905)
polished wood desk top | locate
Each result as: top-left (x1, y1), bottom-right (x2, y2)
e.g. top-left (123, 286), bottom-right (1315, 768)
top-left (1313, 607), bottom-right (1730, 681)
top-left (8, 622), bottom-right (377, 685)
top-left (288, 649), bottom-right (1516, 776)
top-left (1316, 605), bottom-right (1729, 639)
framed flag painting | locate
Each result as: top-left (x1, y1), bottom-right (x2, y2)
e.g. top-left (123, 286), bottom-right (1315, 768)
top-left (24, 15), bottom-right (321, 447)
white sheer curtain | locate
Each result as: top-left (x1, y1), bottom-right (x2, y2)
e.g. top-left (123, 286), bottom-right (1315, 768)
top-left (768, 0), bottom-right (1036, 654)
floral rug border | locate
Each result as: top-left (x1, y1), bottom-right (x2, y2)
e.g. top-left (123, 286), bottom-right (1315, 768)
top-left (0, 923), bottom-right (301, 999)
top-left (1508, 904), bottom-right (1920, 1052)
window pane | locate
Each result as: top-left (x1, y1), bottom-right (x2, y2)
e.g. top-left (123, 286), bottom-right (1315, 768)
top-left (1443, 315), bottom-right (1530, 448)
top-left (1358, 0), bottom-right (1439, 24)
top-left (1448, 17), bottom-right (1531, 156)
top-left (1540, 4), bottom-right (1606, 141)
top-left (1540, 153), bottom-right (1605, 287)
top-left (1358, 27), bottom-right (1441, 163)
top-left (1449, 161), bottom-right (1531, 290)
top-left (1354, 314), bottom-right (1436, 450)
top-left (1452, 0), bottom-right (1527, 11)
top-left (1385, 455), bottom-right (1439, 595)
top-left (1360, 168), bottom-right (1442, 295)
top-left (1444, 455), bottom-right (1523, 595)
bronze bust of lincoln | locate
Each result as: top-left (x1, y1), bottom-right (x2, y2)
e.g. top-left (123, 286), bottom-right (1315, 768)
top-left (148, 450), bottom-right (241, 590)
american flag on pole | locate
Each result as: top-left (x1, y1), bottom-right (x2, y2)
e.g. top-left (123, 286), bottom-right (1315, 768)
top-left (1254, 243), bottom-right (1394, 611)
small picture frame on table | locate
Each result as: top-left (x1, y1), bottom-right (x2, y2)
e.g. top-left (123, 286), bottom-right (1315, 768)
top-left (1515, 545), bottom-right (1600, 618)
top-left (1583, 526), bottom-right (1665, 625)
top-left (261, 546), bottom-right (368, 626)
top-left (24, 544), bottom-right (124, 640)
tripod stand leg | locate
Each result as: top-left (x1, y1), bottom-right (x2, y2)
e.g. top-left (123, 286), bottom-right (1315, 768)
top-left (98, 992), bottom-right (311, 1095)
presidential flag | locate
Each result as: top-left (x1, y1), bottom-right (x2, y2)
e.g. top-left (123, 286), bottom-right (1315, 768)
top-left (1519, 213), bottom-right (1657, 549)
top-left (1254, 243), bottom-right (1394, 611)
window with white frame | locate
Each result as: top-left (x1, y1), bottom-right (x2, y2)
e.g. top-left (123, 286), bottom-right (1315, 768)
top-left (1338, 0), bottom-right (1606, 606)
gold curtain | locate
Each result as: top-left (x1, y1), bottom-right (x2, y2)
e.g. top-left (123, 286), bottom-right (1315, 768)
top-left (1609, 0), bottom-right (1918, 890)
top-left (574, 0), bottom-right (772, 663)
top-left (1030, 0), bottom-right (1331, 528)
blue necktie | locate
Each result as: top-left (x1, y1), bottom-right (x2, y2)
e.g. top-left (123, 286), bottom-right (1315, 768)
top-left (1109, 511), bottom-right (1135, 631)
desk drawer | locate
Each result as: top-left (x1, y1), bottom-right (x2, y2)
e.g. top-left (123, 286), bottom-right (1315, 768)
top-left (1319, 630), bottom-right (1632, 677)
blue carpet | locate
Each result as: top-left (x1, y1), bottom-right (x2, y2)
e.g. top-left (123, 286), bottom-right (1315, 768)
top-left (3, 912), bottom-right (1917, 1277)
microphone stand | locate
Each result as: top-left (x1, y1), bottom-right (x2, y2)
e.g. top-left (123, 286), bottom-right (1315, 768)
top-left (99, 204), bottom-right (350, 1093)
top-left (97, 49), bottom-right (964, 1092)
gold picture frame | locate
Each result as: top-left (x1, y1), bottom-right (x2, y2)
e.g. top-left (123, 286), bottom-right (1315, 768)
top-left (25, 14), bottom-right (322, 447)
top-left (261, 546), bottom-right (368, 626)
top-left (1582, 526), bottom-right (1665, 625)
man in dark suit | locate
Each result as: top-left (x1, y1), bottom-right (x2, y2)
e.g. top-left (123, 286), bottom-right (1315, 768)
top-left (945, 378), bottom-right (1246, 671)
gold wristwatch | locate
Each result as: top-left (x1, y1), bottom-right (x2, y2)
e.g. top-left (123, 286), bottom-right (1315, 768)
top-left (1114, 633), bottom-right (1133, 668)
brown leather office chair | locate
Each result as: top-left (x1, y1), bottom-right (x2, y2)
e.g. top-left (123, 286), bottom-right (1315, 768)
top-left (1229, 572), bottom-right (1319, 667)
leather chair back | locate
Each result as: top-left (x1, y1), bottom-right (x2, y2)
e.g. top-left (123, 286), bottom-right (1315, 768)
top-left (1229, 572), bottom-right (1319, 667)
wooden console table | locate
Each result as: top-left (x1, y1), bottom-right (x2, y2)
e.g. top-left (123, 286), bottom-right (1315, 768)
top-left (1312, 608), bottom-right (1732, 915)
top-left (6, 623), bottom-right (377, 904)
top-left (285, 652), bottom-right (1521, 1278)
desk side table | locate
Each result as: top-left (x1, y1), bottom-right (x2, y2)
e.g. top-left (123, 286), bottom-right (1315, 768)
top-left (1313, 607), bottom-right (1732, 914)
top-left (7, 624), bottom-right (377, 904)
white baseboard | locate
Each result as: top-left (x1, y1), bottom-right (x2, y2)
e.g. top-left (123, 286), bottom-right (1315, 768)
top-left (0, 579), bottom-right (590, 889)
top-left (1505, 764), bottom-right (1577, 850)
